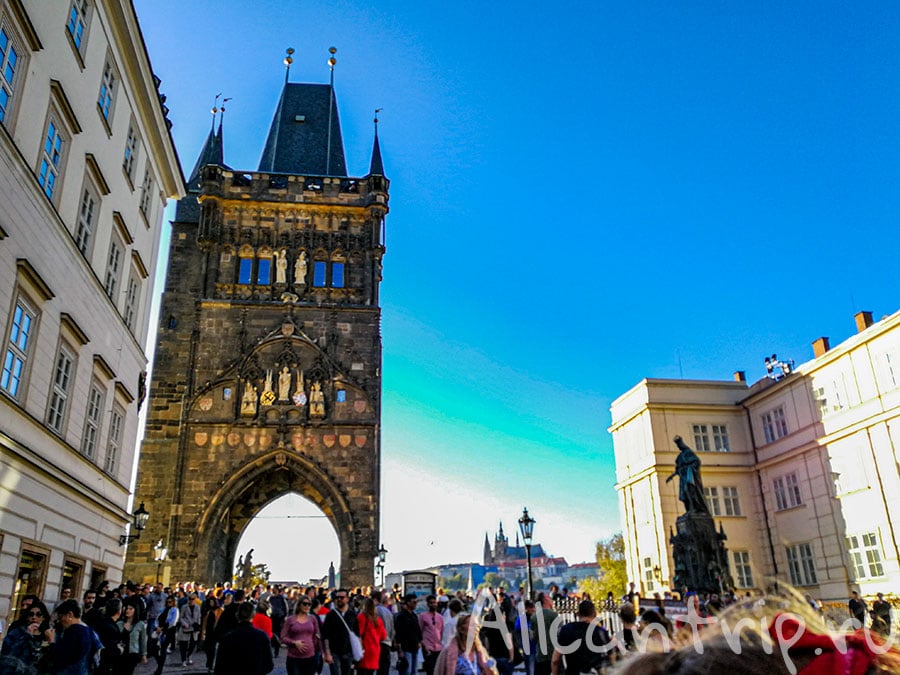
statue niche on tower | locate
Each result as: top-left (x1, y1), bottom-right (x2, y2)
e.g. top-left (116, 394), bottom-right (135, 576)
top-left (667, 435), bottom-right (732, 596)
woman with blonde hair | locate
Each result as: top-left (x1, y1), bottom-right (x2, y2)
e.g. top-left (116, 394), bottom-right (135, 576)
top-left (434, 614), bottom-right (499, 675)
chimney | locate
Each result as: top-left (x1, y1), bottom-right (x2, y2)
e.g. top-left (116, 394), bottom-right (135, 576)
top-left (812, 337), bottom-right (830, 358)
top-left (854, 311), bottom-right (874, 333)
top-left (733, 371), bottom-right (746, 383)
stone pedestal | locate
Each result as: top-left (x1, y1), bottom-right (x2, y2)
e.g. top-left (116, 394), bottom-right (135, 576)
top-left (670, 512), bottom-right (733, 595)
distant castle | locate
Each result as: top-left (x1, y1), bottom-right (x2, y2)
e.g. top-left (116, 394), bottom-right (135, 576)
top-left (483, 521), bottom-right (547, 565)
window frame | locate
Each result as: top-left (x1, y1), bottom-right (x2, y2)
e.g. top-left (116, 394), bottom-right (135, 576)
top-left (692, 424), bottom-right (711, 452)
top-left (711, 424), bottom-right (730, 452)
top-left (96, 55), bottom-right (116, 128)
top-left (122, 122), bottom-right (139, 186)
top-left (81, 380), bottom-right (105, 460)
top-left (122, 271), bottom-right (140, 332)
top-left (75, 176), bottom-right (100, 258)
top-left (703, 486), bottom-right (722, 516)
top-left (65, 0), bottom-right (91, 58)
top-left (2, 293), bottom-right (38, 401)
top-left (786, 543), bottom-right (818, 586)
top-left (732, 551), bottom-right (753, 588)
top-left (46, 341), bottom-right (77, 435)
top-left (722, 486), bottom-right (742, 516)
top-left (773, 471), bottom-right (803, 511)
top-left (846, 532), bottom-right (885, 580)
top-left (0, 17), bottom-right (25, 128)
top-left (104, 403), bottom-right (124, 475)
top-left (104, 234), bottom-right (123, 302)
top-left (762, 405), bottom-right (789, 444)
top-left (138, 165), bottom-right (154, 219)
top-left (37, 111), bottom-right (68, 203)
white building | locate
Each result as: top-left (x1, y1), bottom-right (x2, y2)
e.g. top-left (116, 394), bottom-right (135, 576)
top-left (610, 309), bottom-right (900, 602)
top-left (0, 0), bottom-right (182, 621)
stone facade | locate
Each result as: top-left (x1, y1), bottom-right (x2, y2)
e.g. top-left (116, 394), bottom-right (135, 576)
top-left (125, 96), bottom-right (388, 585)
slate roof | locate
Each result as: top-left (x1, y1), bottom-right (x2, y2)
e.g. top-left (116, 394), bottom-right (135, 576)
top-left (369, 131), bottom-right (384, 176)
top-left (258, 83), bottom-right (347, 176)
top-left (186, 121), bottom-right (224, 189)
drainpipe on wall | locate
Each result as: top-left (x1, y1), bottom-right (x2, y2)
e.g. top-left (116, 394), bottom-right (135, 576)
top-left (743, 403), bottom-right (778, 576)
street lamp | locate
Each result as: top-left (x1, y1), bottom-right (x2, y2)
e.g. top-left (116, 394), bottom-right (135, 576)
top-left (119, 502), bottom-right (150, 546)
top-left (377, 544), bottom-right (387, 587)
top-left (518, 507), bottom-right (536, 600)
top-left (153, 539), bottom-right (168, 584)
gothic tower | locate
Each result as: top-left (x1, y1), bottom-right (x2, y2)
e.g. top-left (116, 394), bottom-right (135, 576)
top-left (124, 78), bottom-right (388, 586)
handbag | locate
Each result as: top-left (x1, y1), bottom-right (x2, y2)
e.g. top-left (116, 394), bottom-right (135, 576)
top-left (335, 609), bottom-right (364, 662)
top-left (397, 655), bottom-right (409, 672)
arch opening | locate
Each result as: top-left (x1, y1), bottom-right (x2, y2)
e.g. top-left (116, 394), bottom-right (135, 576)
top-left (233, 492), bottom-right (341, 584)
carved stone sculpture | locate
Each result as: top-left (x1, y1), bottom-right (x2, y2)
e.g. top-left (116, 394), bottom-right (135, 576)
top-left (294, 251), bottom-right (308, 285)
top-left (666, 436), bottom-right (709, 514)
top-left (275, 249), bottom-right (288, 284)
top-left (278, 367), bottom-right (291, 401)
top-left (309, 381), bottom-right (325, 418)
top-left (260, 369), bottom-right (276, 407)
top-left (240, 380), bottom-right (257, 416)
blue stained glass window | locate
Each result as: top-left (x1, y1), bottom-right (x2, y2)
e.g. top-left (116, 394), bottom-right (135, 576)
top-left (313, 261), bottom-right (327, 287)
top-left (238, 258), bottom-right (253, 284)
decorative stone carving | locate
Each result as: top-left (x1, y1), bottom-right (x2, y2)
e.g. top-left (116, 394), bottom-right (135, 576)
top-left (294, 251), bottom-right (308, 285)
top-left (240, 380), bottom-right (258, 416)
top-left (309, 381), bottom-right (325, 418)
top-left (278, 367), bottom-right (292, 402)
top-left (275, 249), bottom-right (288, 284)
top-left (261, 370), bottom-right (276, 407)
top-left (292, 371), bottom-right (307, 406)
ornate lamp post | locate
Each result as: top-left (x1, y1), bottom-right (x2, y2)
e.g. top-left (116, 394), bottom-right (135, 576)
top-left (153, 539), bottom-right (168, 584)
top-left (518, 507), bottom-right (536, 600)
top-left (119, 502), bottom-right (150, 546)
top-left (377, 544), bottom-right (388, 587)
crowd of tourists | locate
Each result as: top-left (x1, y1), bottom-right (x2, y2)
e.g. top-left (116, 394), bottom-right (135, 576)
top-left (2, 580), bottom-right (899, 675)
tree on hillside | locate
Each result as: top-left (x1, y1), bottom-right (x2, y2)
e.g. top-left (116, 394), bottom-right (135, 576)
top-left (596, 533), bottom-right (628, 596)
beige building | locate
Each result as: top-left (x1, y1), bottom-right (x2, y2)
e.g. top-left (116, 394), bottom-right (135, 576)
top-left (0, 0), bottom-right (182, 621)
top-left (610, 309), bottom-right (900, 602)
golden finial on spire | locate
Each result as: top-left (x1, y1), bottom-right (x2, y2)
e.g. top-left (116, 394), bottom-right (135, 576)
top-left (284, 47), bottom-right (295, 83)
top-left (210, 93), bottom-right (222, 130)
top-left (328, 46), bottom-right (337, 70)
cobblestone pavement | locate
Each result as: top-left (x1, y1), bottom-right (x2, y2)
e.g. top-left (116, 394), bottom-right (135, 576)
top-left (134, 649), bottom-right (290, 675)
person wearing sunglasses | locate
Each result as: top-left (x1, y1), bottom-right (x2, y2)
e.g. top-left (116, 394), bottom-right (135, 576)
top-left (0, 599), bottom-right (52, 669)
top-left (281, 595), bottom-right (322, 675)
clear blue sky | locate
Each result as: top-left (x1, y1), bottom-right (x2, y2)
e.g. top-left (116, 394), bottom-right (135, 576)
top-left (134, 0), bottom-right (900, 581)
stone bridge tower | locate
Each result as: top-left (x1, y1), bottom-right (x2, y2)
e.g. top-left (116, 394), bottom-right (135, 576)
top-left (125, 80), bottom-right (388, 586)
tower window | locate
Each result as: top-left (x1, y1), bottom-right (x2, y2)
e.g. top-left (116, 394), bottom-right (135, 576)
top-left (313, 261), bottom-right (327, 287)
top-left (257, 257), bottom-right (271, 285)
top-left (238, 257), bottom-right (252, 285)
top-left (332, 262), bottom-right (345, 288)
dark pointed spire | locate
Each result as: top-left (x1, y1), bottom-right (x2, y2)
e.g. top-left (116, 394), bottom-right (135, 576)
top-left (369, 109), bottom-right (384, 176)
top-left (186, 101), bottom-right (225, 189)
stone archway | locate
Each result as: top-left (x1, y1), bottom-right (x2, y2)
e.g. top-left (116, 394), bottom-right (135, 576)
top-left (195, 449), bottom-right (360, 583)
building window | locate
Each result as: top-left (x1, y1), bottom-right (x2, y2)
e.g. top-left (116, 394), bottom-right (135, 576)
top-left (712, 425), bottom-right (730, 452)
top-left (773, 472), bottom-right (802, 510)
top-left (732, 551), bottom-right (753, 588)
top-left (97, 58), bottom-right (115, 122)
top-left (703, 486), bottom-right (721, 516)
top-left (642, 556), bottom-right (655, 592)
top-left (786, 543), bottom-right (818, 586)
top-left (11, 550), bottom-right (47, 618)
top-left (61, 559), bottom-right (83, 595)
top-left (2, 296), bottom-right (36, 399)
top-left (139, 167), bottom-right (153, 217)
top-left (66, 0), bottom-right (89, 50)
top-left (237, 257), bottom-right (253, 285)
top-left (257, 257), bottom-right (271, 285)
top-left (0, 25), bottom-right (21, 124)
top-left (46, 344), bottom-right (75, 434)
top-left (81, 382), bottom-right (104, 459)
top-left (104, 405), bottom-right (123, 474)
top-left (847, 532), bottom-right (884, 580)
top-left (123, 274), bottom-right (139, 331)
top-left (75, 184), bottom-right (97, 256)
top-left (722, 486), bottom-right (742, 516)
top-left (313, 260), bottom-right (327, 287)
top-left (123, 123), bottom-right (138, 183)
top-left (38, 117), bottom-right (65, 200)
top-left (762, 405), bottom-right (788, 443)
top-left (885, 352), bottom-right (897, 389)
top-left (332, 261), bottom-right (345, 288)
top-left (104, 238), bottom-right (122, 301)
top-left (692, 424), bottom-right (711, 452)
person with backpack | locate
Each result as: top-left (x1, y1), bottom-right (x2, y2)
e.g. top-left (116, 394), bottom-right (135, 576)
top-left (153, 595), bottom-right (178, 675)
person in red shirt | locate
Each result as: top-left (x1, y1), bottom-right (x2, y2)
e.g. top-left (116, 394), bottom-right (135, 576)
top-left (252, 600), bottom-right (273, 640)
top-left (356, 598), bottom-right (387, 675)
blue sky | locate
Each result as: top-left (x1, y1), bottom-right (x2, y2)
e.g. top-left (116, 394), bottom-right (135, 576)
top-left (134, 1), bottom-right (900, 581)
